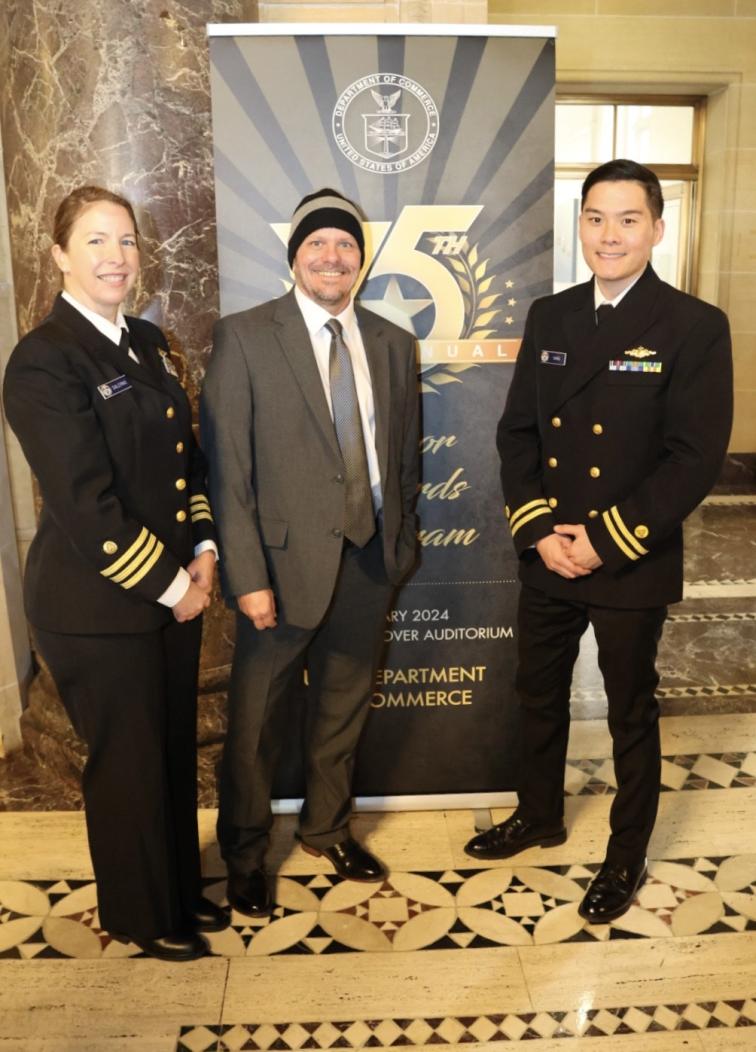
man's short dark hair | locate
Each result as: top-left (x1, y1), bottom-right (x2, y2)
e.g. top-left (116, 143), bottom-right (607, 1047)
top-left (581, 159), bottom-right (664, 220)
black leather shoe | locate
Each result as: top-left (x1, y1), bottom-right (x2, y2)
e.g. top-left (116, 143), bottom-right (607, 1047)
top-left (302, 837), bottom-right (386, 883)
top-left (578, 859), bottom-right (647, 923)
top-left (111, 930), bottom-right (207, 962)
top-left (188, 895), bottom-right (229, 932)
top-left (464, 812), bottom-right (567, 860)
top-left (227, 868), bottom-right (272, 918)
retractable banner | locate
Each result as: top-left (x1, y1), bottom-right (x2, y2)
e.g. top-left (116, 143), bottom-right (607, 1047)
top-left (208, 24), bottom-right (555, 801)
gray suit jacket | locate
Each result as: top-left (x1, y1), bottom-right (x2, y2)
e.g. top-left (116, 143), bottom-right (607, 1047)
top-left (200, 289), bottom-right (419, 629)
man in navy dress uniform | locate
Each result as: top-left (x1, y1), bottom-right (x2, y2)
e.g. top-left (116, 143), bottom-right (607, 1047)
top-left (465, 159), bottom-right (733, 922)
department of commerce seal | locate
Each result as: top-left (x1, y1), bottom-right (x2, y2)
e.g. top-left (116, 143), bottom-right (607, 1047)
top-left (332, 73), bottom-right (439, 174)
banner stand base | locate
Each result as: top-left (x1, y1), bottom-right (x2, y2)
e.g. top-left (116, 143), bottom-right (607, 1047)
top-left (271, 791), bottom-right (518, 815)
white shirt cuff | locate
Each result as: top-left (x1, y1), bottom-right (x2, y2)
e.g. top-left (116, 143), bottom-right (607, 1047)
top-left (158, 567), bottom-right (192, 608)
top-left (194, 540), bottom-right (219, 560)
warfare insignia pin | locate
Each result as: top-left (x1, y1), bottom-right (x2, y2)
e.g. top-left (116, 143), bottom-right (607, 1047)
top-left (625, 346), bottom-right (656, 359)
top-left (159, 349), bottom-right (179, 378)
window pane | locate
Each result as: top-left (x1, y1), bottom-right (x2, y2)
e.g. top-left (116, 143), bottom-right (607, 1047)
top-left (555, 105), bottom-right (614, 163)
top-left (553, 179), bottom-right (592, 292)
top-left (615, 106), bottom-right (694, 164)
top-left (653, 180), bottom-right (689, 290)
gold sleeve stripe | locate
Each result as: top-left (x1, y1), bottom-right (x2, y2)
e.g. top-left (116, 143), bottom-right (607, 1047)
top-left (191, 511), bottom-right (214, 523)
top-left (509, 498), bottom-right (549, 529)
top-left (608, 505), bottom-right (649, 556)
top-left (121, 541), bottom-right (165, 590)
top-left (189, 501), bottom-right (212, 513)
top-left (189, 495), bottom-right (211, 506)
top-left (602, 510), bottom-right (639, 561)
top-left (110, 533), bottom-right (159, 584)
top-left (511, 505), bottom-right (552, 538)
top-left (101, 526), bottom-right (149, 577)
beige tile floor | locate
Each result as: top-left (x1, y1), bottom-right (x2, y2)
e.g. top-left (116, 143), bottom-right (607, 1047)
top-left (0, 712), bottom-right (755, 1050)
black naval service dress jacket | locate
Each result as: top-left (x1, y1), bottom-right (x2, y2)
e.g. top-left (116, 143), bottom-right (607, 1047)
top-left (498, 264), bottom-right (733, 609)
top-left (3, 293), bottom-right (216, 631)
top-left (2, 292), bottom-right (217, 939)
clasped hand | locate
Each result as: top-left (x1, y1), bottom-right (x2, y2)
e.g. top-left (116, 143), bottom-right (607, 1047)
top-left (536, 524), bottom-right (603, 579)
top-left (172, 551), bottom-right (217, 622)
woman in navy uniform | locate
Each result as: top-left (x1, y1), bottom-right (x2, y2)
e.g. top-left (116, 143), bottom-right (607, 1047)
top-left (3, 186), bottom-right (226, 960)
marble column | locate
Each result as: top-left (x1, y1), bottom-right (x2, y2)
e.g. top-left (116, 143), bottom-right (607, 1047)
top-left (0, 108), bottom-right (31, 755)
top-left (0, 0), bottom-right (258, 789)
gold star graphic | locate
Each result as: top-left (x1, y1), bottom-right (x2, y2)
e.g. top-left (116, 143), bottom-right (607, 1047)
top-left (505, 316), bottom-right (514, 325)
top-left (505, 280), bottom-right (514, 289)
top-left (508, 298), bottom-right (517, 307)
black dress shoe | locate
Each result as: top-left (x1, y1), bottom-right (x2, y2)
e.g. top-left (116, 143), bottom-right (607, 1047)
top-left (578, 859), bottom-right (647, 923)
top-left (464, 812), bottom-right (567, 860)
top-left (227, 868), bottom-right (272, 918)
top-left (110, 930), bottom-right (207, 962)
top-left (301, 837), bottom-right (386, 883)
top-left (188, 895), bottom-right (229, 932)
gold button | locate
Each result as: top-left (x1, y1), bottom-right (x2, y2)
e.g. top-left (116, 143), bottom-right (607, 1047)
top-left (548, 497), bottom-right (558, 508)
top-left (551, 416), bottom-right (561, 428)
top-left (634, 524), bottom-right (649, 539)
top-left (102, 540), bottom-right (118, 555)
top-left (588, 509), bottom-right (599, 518)
top-left (175, 441), bottom-right (184, 454)
top-left (175, 478), bottom-right (187, 491)
top-left (592, 423), bottom-right (603, 435)
top-left (176, 510), bottom-right (187, 522)
top-left (165, 406), bottom-right (175, 419)
top-left (589, 466), bottom-right (600, 478)
top-left (548, 457), bottom-right (558, 468)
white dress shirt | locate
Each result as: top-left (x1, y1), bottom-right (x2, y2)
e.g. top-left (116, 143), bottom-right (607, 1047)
top-left (594, 271), bottom-right (643, 312)
top-left (61, 290), bottom-right (216, 608)
top-left (295, 286), bottom-right (383, 512)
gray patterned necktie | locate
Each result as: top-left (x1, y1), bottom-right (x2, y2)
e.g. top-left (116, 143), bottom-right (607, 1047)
top-left (326, 318), bottom-right (375, 547)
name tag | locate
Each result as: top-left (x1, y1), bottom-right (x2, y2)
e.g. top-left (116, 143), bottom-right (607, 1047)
top-left (608, 361), bottom-right (663, 374)
top-left (97, 375), bottom-right (132, 399)
top-left (540, 350), bottom-right (567, 366)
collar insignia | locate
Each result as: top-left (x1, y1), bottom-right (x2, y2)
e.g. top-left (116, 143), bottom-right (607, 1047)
top-left (625, 346), bottom-right (656, 359)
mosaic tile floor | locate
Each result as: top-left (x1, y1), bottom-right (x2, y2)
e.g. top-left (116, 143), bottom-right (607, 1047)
top-left (177, 1000), bottom-right (756, 1051)
top-left (1, 752), bottom-right (755, 1051)
top-left (2, 852), bottom-right (755, 962)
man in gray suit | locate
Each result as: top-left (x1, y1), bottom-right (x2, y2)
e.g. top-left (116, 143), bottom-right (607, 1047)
top-left (201, 189), bottom-right (419, 915)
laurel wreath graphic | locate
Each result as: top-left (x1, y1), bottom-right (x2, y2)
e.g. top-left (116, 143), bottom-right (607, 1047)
top-left (419, 243), bottom-right (503, 395)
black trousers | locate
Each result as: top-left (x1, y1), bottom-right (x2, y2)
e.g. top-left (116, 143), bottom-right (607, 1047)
top-left (218, 532), bottom-right (392, 874)
top-left (34, 617), bottom-right (203, 939)
top-left (515, 585), bottom-right (667, 865)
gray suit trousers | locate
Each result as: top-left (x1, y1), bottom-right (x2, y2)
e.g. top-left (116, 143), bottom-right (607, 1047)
top-left (218, 532), bottom-right (392, 873)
